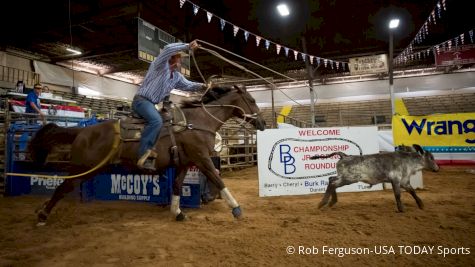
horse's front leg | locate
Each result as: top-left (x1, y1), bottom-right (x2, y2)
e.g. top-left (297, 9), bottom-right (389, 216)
top-left (171, 166), bottom-right (188, 221)
top-left (195, 158), bottom-right (242, 219)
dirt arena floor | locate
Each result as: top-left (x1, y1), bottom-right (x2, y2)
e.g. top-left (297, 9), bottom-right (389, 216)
top-left (1, 165), bottom-right (474, 267)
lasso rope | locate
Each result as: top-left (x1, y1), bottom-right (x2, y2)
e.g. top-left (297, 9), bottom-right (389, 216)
top-left (192, 42), bottom-right (305, 106)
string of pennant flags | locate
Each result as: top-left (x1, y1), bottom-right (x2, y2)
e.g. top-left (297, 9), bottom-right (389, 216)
top-left (395, 0), bottom-right (455, 65)
top-left (395, 29), bottom-right (474, 65)
top-left (395, 0), bottom-right (445, 63)
top-left (179, 0), bottom-right (468, 71)
top-left (178, 0), bottom-right (347, 71)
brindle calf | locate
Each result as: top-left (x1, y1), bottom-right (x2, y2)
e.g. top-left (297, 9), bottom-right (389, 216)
top-left (310, 144), bottom-right (439, 212)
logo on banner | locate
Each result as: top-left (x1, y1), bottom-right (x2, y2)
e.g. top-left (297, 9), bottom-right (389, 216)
top-left (401, 118), bottom-right (475, 144)
top-left (393, 113), bottom-right (475, 152)
top-left (110, 174), bottom-right (160, 201)
top-left (269, 138), bottom-right (362, 179)
top-left (279, 144), bottom-right (295, 174)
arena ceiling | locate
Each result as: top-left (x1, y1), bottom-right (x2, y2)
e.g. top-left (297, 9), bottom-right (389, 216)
top-left (1, 0), bottom-right (473, 84)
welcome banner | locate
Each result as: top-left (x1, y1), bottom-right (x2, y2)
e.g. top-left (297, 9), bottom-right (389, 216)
top-left (392, 113), bottom-right (475, 153)
top-left (257, 127), bottom-right (379, 197)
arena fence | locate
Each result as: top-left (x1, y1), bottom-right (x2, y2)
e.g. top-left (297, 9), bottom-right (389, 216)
top-left (218, 121), bottom-right (257, 170)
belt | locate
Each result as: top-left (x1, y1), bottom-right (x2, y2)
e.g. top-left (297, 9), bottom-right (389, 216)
top-left (133, 94), bottom-right (154, 103)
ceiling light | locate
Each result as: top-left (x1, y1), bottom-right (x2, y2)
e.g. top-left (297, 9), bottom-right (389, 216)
top-left (389, 19), bottom-right (400, 29)
top-left (277, 4), bottom-right (290, 17)
top-left (66, 47), bottom-right (82, 55)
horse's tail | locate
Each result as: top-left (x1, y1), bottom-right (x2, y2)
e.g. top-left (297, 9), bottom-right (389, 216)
top-left (309, 152), bottom-right (348, 160)
top-left (29, 123), bottom-right (83, 165)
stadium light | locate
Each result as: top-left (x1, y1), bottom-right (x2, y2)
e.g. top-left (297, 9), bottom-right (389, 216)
top-left (277, 4), bottom-right (290, 17)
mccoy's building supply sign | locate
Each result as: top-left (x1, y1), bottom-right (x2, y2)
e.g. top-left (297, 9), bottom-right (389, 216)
top-left (392, 113), bottom-right (475, 153)
top-left (257, 127), bottom-right (380, 197)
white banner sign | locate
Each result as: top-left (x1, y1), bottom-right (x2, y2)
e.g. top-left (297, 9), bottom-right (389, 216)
top-left (257, 127), bottom-right (381, 197)
top-left (349, 54), bottom-right (388, 75)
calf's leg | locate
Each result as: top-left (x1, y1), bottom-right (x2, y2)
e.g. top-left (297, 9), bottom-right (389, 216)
top-left (318, 176), bottom-right (337, 208)
top-left (391, 179), bottom-right (404, 212)
top-left (401, 183), bottom-right (424, 209)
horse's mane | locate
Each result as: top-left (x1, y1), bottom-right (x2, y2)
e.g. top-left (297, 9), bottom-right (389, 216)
top-left (181, 86), bottom-right (232, 108)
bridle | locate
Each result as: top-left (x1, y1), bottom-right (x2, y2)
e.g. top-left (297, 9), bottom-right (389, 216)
top-left (195, 87), bottom-right (260, 126)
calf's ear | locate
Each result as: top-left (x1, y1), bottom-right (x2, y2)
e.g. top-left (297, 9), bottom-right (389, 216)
top-left (412, 144), bottom-right (424, 155)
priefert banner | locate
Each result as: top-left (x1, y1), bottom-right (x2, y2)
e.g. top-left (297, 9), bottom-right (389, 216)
top-left (257, 127), bottom-right (380, 197)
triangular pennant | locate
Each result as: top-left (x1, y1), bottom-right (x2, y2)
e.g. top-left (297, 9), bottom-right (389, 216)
top-left (220, 19), bottom-right (226, 31)
top-left (460, 33), bottom-right (465, 45)
top-left (324, 59), bottom-right (328, 68)
top-left (179, 0), bottom-right (185, 8)
top-left (302, 53), bottom-right (306, 62)
top-left (437, 2), bottom-right (442, 18)
top-left (316, 57), bottom-right (320, 65)
top-left (448, 40), bottom-right (452, 50)
top-left (265, 40), bottom-right (270, 50)
top-left (330, 60), bottom-right (334, 69)
top-left (442, 0), bottom-right (446, 10)
top-left (432, 11), bottom-right (436, 24)
top-left (193, 4), bottom-right (199, 15)
top-left (206, 11), bottom-right (212, 23)
top-left (293, 50), bottom-right (298, 60)
top-left (233, 25), bottom-right (239, 37)
top-left (255, 36), bottom-right (261, 47)
top-left (469, 30), bottom-right (474, 43)
top-left (309, 56), bottom-right (314, 65)
top-left (276, 44), bottom-right (281, 55)
top-left (454, 36), bottom-right (459, 47)
top-left (284, 47), bottom-right (289, 56)
top-left (336, 61), bottom-right (339, 70)
top-left (244, 31), bottom-right (249, 42)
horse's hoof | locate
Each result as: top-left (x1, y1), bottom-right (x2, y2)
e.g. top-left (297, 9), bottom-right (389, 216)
top-left (176, 212), bottom-right (187, 221)
top-left (317, 202), bottom-right (326, 209)
top-left (232, 206), bottom-right (242, 218)
top-left (37, 210), bottom-right (48, 222)
top-left (36, 221), bottom-right (46, 227)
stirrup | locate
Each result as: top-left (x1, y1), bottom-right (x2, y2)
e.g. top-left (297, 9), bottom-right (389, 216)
top-left (137, 149), bottom-right (158, 170)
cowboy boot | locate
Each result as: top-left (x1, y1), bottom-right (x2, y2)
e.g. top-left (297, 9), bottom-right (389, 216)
top-left (137, 149), bottom-right (158, 171)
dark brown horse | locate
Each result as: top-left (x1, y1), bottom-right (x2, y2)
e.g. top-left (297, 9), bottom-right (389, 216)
top-left (29, 85), bottom-right (265, 225)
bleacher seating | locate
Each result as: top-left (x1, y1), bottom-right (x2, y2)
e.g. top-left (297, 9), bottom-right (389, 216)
top-left (287, 99), bottom-right (392, 127)
top-left (402, 93), bottom-right (475, 116)
top-left (261, 92), bottom-right (475, 127)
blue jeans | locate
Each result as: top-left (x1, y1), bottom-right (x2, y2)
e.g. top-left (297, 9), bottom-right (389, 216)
top-left (132, 96), bottom-right (163, 157)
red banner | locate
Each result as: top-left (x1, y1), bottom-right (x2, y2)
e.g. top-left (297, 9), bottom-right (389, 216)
top-left (435, 45), bottom-right (475, 66)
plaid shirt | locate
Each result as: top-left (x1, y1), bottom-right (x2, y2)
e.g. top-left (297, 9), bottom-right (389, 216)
top-left (136, 42), bottom-right (203, 103)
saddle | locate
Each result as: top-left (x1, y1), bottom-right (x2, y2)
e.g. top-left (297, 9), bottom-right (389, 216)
top-left (119, 103), bottom-right (187, 141)
top-left (118, 102), bottom-right (187, 166)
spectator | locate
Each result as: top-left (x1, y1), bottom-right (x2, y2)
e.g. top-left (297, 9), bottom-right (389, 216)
top-left (25, 83), bottom-right (45, 121)
top-left (15, 80), bottom-right (24, 93)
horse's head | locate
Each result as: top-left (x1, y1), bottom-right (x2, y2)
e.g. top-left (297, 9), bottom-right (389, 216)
top-left (231, 85), bottom-right (266, 131)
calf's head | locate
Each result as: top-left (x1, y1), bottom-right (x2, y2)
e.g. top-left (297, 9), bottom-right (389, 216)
top-left (413, 144), bottom-right (440, 172)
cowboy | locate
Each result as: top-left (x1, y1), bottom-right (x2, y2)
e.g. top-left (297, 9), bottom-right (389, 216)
top-left (133, 40), bottom-right (204, 171)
